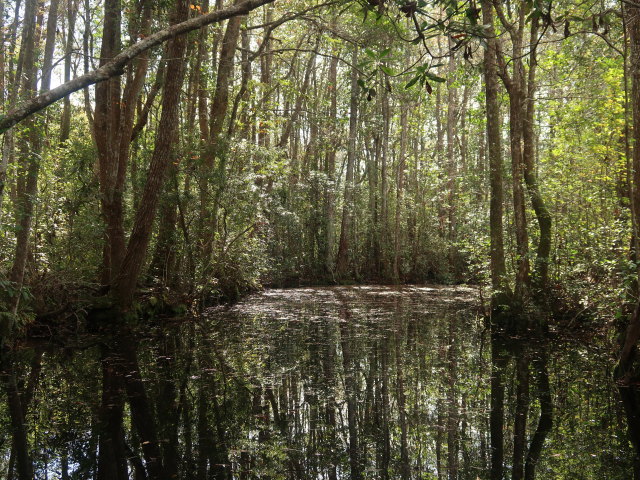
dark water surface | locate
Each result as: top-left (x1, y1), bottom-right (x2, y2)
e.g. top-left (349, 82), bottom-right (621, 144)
top-left (0, 285), bottom-right (630, 479)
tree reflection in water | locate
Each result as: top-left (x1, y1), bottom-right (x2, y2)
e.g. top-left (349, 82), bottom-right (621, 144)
top-left (0, 286), bottom-right (631, 479)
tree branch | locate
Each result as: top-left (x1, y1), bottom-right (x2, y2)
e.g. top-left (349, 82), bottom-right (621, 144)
top-left (0, 0), bottom-right (276, 134)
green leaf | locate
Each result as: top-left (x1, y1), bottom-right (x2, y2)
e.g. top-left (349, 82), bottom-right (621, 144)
top-left (426, 72), bottom-right (446, 83)
top-left (380, 65), bottom-right (395, 76)
top-left (405, 75), bottom-right (421, 89)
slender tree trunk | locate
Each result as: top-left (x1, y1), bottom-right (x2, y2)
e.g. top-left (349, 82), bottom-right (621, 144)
top-left (446, 316), bottom-right (459, 480)
top-left (9, 0), bottom-right (39, 309)
top-left (380, 82), bottom-right (390, 276)
top-left (524, 349), bottom-right (552, 480)
top-left (522, 17), bottom-right (552, 295)
top-left (393, 109), bottom-right (407, 282)
top-left (490, 336), bottom-right (507, 480)
top-left (200, 9), bottom-right (243, 271)
top-left (335, 47), bottom-right (358, 277)
top-left (324, 43), bottom-right (339, 275)
top-left (258, 5), bottom-right (273, 149)
top-left (446, 44), bottom-right (458, 273)
top-left (394, 312), bottom-right (410, 480)
top-left (512, 354), bottom-right (529, 480)
top-left (338, 308), bottom-right (362, 480)
top-left (60, 0), bottom-right (78, 143)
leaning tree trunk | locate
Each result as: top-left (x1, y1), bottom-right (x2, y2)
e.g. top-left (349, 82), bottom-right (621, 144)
top-left (112, 0), bottom-right (189, 309)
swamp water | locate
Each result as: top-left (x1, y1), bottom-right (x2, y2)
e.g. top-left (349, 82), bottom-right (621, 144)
top-left (0, 285), bottom-right (631, 479)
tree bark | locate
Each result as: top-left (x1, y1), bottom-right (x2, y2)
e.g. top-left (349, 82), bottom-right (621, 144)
top-left (60, 0), bottom-right (79, 143)
top-left (324, 41), bottom-right (339, 275)
top-left (112, 0), bottom-right (190, 308)
top-left (522, 17), bottom-right (552, 295)
top-left (335, 47), bottom-right (359, 278)
top-left (200, 8), bottom-right (244, 270)
top-left (481, 0), bottom-right (509, 307)
top-left (393, 109), bottom-right (407, 282)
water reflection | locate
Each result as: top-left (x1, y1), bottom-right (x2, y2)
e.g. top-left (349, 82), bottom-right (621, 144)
top-left (0, 286), bottom-right (631, 479)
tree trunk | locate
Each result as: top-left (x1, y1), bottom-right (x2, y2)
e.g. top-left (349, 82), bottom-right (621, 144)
top-left (512, 354), bottom-right (529, 480)
top-left (60, 0), bottom-right (79, 143)
top-left (524, 349), bottom-right (552, 480)
top-left (482, 0), bottom-right (508, 306)
top-left (393, 109), bottom-right (407, 282)
top-left (200, 9), bottom-right (243, 271)
top-left (94, 0), bottom-right (124, 284)
top-left (338, 306), bottom-right (362, 480)
top-left (335, 47), bottom-right (359, 278)
top-left (9, 0), bottom-right (43, 313)
top-left (618, 4), bottom-right (640, 477)
top-left (490, 336), bottom-right (507, 480)
top-left (97, 346), bottom-right (128, 480)
top-left (112, 0), bottom-right (189, 308)
top-left (522, 17), bottom-right (552, 295)
top-left (324, 41), bottom-right (339, 275)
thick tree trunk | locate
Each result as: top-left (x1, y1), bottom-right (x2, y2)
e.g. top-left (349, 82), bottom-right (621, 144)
top-left (97, 346), bottom-right (128, 480)
top-left (112, 0), bottom-right (189, 308)
top-left (494, 2), bottom-right (530, 302)
top-left (481, 0), bottom-right (508, 306)
top-left (1, 356), bottom-right (33, 480)
top-left (94, 0), bottom-right (124, 284)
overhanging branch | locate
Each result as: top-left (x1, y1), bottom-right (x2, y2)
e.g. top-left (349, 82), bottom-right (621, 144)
top-left (0, 0), bottom-right (276, 134)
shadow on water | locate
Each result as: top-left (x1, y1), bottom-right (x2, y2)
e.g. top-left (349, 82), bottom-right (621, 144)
top-left (0, 285), bottom-right (633, 479)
